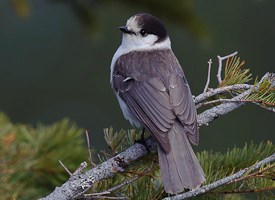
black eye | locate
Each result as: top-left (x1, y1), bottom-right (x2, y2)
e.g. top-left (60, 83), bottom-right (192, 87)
top-left (140, 29), bottom-right (147, 36)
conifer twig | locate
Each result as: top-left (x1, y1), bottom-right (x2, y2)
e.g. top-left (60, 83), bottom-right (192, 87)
top-left (162, 153), bottom-right (275, 200)
top-left (217, 51), bottom-right (238, 84)
top-left (252, 102), bottom-right (275, 113)
top-left (232, 162), bottom-right (275, 183)
top-left (212, 186), bottom-right (275, 194)
top-left (59, 160), bottom-right (73, 176)
top-left (83, 195), bottom-right (127, 199)
top-left (196, 98), bottom-right (234, 108)
top-left (197, 98), bottom-right (275, 109)
top-left (203, 59), bottom-right (212, 93)
top-left (104, 175), bottom-right (140, 193)
top-left (106, 161), bottom-right (154, 191)
top-left (85, 129), bottom-right (96, 167)
top-left (195, 84), bottom-right (252, 105)
top-left (197, 72), bottom-right (273, 126)
top-left (85, 162), bottom-right (154, 198)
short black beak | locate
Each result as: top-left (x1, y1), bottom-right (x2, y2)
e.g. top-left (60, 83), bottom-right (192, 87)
top-left (118, 26), bottom-right (133, 34)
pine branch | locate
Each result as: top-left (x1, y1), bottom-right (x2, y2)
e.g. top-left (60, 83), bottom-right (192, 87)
top-left (40, 52), bottom-right (275, 200)
top-left (244, 76), bottom-right (275, 107)
top-left (197, 72), bottom-right (274, 126)
top-left (39, 137), bottom-right (157, 200)
top-left (40, 72), bottom-right (275, 200)
top-left (196, 52), bottom-right (275, 114)
top-left (195, 84), bottom-right (252, 107)
top-left (0, 117), bottom-right (87, 200)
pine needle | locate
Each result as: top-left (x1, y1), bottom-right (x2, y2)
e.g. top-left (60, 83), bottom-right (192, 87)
top-left (0, 113), bottom-right (87, 200)
top-left (244, 78), bottom-right (275, 106)
top-left (219, 56), bottom-right (252, 87)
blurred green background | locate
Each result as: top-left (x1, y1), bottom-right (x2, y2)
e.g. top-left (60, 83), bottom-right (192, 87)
top-left (0, 0), bottom-right (274, 153)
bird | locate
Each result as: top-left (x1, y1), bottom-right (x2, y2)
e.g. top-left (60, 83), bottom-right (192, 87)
top-left (110, 13), bottom-right (205, 194)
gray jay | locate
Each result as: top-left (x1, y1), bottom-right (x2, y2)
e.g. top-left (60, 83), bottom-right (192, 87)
top-left (110, 13), bottom-right (205, 194)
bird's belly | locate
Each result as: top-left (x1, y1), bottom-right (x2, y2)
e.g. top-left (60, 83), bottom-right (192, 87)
top-left (116, 94), bottom-right (142, 128)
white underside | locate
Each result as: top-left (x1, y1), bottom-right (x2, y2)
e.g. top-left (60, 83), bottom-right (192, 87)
top-left (116, 94), bottom-right (142, 127)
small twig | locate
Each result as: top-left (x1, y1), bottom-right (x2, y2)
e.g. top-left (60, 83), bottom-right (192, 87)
top-left (197, 73), bottom-right (273, 126)
top-left (162, 153), bottom-right (275, 200)
top-left (59, 160), bottom-right (88, 177)
top-left (59, 160), bottom-right (73, 176)
top-left (85, 129), bottom-right (96, 167)
top-left (217, 51), bottom-right (238, 84)
top-left (83, 195), bottom-right (127, 199)
top-left (126, 170), bottom-right (153, 178)
top-left (88, 191), bottom-right (110, 196)
top-left (107, 162), bottom-right (154, 193)
top-left (197, 82), bottom-right (275, 110)
top-left (203, 59), bottom-right (212, 93)
top-left (243, 99), bottom-right (275, 107)
top-left (252, 102), bottom-right (275, 113)
top-left (80, 167), bottom-right (153, 200)
top-left (232, 163), bottom-right (275, 183)
top-left (87, 176), bottom-right (140, 198)
top-left (195, 84), bottom-right (252, 105)
top-left (72, 161), bottom-right (88, 176)
top-left (87, 162), bottom-right (154, 198)
top-left (109, 175), bottom-right (140, 192)
top-left (197, 98), bottom-right (275, 109)
top-left (210, 186), bottom-right (275, 194)
top-left (196, 98), bottom-right (234, 109)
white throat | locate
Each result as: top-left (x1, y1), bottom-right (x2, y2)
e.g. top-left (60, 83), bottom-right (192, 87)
top-left (120, 33), bottom-right (171, 53)
top-left (110, 36), bottom-right (171, 83)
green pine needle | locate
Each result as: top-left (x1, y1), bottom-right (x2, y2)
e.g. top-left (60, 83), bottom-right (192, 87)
top-left (244, 78), bottom-right (275, 106)
top-left (219, 56), bottom-right (252, 87)
top-left (207, 55), bottom-right (275, 111)
top-left (0, 113), bottom-right (87, 200)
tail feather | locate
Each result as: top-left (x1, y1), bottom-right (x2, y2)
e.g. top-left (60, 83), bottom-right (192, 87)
top-left (158, 122), bottom-right (205, 194)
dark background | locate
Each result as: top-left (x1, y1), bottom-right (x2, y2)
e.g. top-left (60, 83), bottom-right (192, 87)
top-left (0, 0), bottom-right (274, 152)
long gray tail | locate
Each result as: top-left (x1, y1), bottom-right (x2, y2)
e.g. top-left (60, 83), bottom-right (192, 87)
top-left (158, 122), bottom-right (205, 194)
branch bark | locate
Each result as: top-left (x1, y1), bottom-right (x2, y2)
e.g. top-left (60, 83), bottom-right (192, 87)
top-left (39, 138), bottom-right (154, 200)
top-left (40, 72), bottom-right (275, 200)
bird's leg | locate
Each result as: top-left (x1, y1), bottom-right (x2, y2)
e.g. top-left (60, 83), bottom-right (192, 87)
top-left (141, 127), bottom-right (145, 141)
top-left (135, 128), bottom-right (150, 154)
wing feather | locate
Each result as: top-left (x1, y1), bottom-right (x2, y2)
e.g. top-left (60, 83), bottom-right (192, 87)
top-left (169, 74), bottom-right (199, 145)
top-left (114, 75), bottom-right (175, 152)
top-left (112, 49), bottom-right (199, 150)
top-left (138, 84), bottom-right (173, 129)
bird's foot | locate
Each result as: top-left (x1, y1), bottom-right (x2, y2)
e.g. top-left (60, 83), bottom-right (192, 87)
top-left (135, 128), bottom-right (151, 154)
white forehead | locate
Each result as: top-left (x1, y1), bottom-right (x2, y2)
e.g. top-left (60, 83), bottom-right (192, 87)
top-left (126, 16), bottom-right (140, 32)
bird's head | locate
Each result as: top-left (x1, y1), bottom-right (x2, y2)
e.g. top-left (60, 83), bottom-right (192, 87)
top-left (119, 13), bottom-right (171, 51)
